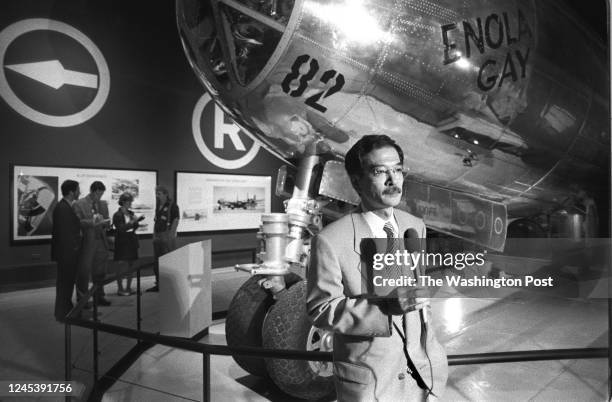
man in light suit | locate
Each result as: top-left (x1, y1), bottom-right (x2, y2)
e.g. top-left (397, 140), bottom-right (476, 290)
top-left (74, 181), bottom-right (111, 306)
top-left (52, 180), bottom-right (81, 322)
top-left (307, 135), bottom-right (448, 401)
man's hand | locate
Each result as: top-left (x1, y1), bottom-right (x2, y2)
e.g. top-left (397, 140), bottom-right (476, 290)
top-left (93, 213), bottom-right (103, 225)
top-left (93, 214), bottom-right (111, 227)
top-left (381, 286), bottom-right (430, 316)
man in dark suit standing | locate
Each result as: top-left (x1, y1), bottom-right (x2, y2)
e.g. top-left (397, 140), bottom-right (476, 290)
top-left (52, 180), bottom-right (81, 322)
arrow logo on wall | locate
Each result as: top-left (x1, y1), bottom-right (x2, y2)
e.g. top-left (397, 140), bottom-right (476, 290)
top-left (5, 60), bottom-right (98, 89)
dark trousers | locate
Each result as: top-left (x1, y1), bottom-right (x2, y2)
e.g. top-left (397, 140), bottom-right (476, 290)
top-left (153, 232), bottom-right (176, 285)
top-left (77, 239), bottom-right (109, 301)
top-left (54, 253), bottom-right (79, 321)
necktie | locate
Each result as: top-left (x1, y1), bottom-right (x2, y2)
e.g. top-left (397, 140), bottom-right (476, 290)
top-left (383, 222), bottom-right (402, 278)
top-left (92, 201), bottom-right (103, 238)
top-left (383, 222), bottom-right (396, 250)
top-left (384, 222), bottom-right (412, 349)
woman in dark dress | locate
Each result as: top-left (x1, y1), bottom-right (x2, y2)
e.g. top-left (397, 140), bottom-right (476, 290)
top-left (113, 193), bottom-right (141, 295)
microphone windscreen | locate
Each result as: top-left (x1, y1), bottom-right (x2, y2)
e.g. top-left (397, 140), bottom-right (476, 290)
top-left (404, 228), bottom-right (419, 239)
top-left (403, 228), bottom-right (420, 252)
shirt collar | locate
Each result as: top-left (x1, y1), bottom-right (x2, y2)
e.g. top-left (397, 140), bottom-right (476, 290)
top-left (361, 209), bottom-right (398, 238)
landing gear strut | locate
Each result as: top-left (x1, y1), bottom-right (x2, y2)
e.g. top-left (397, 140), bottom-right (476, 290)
top-left (227, 152), bottom-right (335, 400)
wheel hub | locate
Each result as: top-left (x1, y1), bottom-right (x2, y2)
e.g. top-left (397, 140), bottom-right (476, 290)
top-left (306, 326), bottom-right (334, 377)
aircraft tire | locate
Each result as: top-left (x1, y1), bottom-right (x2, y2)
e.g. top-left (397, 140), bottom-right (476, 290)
top-left (225, 273), bottom-right (301, 377)
top-left (262, 280), bottom-right (335, 401)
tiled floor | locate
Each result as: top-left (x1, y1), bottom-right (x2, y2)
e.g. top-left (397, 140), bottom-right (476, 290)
top-left (1, 271), bottom-right (609, 401)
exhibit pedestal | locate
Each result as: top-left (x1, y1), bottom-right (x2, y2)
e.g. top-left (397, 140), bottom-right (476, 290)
top-left (159, 240), bottom-right (212, 337)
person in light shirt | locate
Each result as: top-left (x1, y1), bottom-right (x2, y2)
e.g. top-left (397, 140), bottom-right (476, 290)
top-left (146, 185), bottom-right (179, 292)
top-left (307, 134), bottom-right (448, 401)
top-left (73, 181), bottom-right (112, 306)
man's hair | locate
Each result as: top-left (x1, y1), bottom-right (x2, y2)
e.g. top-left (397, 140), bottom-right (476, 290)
top-left (90, 181), bottom-right (106, 192)
top-left (344, 134), bottom-right (404, 178)
top-left (118, 192), bottom-right (134, 206)
top-left (61, 180), bottom-right (79, 197)
top-left (156, 185), bottom-right (171, 199)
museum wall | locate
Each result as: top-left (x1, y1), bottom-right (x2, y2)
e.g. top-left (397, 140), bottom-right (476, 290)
top-left (0, 1), bottom-right (287, 285)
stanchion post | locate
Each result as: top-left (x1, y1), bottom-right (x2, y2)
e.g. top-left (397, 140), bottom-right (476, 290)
top-left (137, 266), bottom-right (142, 341)
top-left (203, 353), bottom-right (210, 402)
top-left (65, 322), bottom-right (71, 402)
top-left (605, 258), bottom-right (612, 401)
top-left (93, 297), bottom-right (99, 384)
top-left (607, 238), bottom-right (611, 401)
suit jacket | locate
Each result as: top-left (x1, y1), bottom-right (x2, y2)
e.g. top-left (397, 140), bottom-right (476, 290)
top-left (307, 209), bottom-right (448, 401)
top-left (73, 195), bottom-right (110, 250)
top-left (51, 199), bottom-right (81, 262)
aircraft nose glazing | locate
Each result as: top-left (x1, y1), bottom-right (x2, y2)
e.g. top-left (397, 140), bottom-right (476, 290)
top-left (177, 0), bottom-right (295, 88)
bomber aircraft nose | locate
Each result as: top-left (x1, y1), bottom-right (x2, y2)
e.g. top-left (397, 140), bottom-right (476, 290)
top-left (177, 0), bottom-right (295, 88)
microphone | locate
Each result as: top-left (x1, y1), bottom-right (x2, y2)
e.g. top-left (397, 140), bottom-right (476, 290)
top-left (360, 238), bottom-right (380, 295)
top-left (404, 228), bottom-right (422, 277)
top-left (403, 228), bottom-right (420, 254)
top-left (404, 228), bottom-right (428, 323)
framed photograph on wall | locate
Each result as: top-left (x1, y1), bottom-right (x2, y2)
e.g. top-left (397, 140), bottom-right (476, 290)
top-left (11, 165), bottom-right (157, 242)
top-left (176, 172), bottom-right (271, 232)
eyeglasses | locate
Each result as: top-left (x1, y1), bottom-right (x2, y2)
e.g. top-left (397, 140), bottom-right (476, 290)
top-left (368, 166), bottom-right (406, 178)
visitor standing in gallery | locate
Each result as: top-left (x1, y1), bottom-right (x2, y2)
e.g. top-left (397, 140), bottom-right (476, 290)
top-left (113, 192), bottom-right (142, 295)
top-left (147, 185), bottom-right (179, 292)
top-left (52, 179), bottom-right (82, 322)
top-left (74, 181), bottom-right (112, 306)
